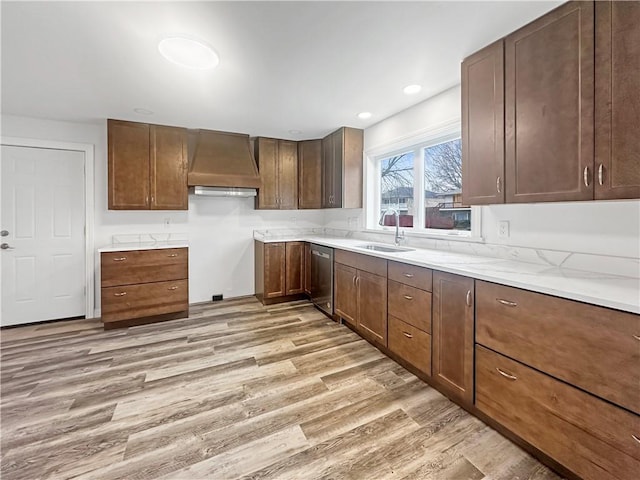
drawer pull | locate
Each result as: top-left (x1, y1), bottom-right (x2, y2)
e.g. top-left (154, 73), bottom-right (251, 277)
top-left (352, 275), bottom-right (357, 286)
top-left (632, 434), bottom-right (640, 444)
top-left (403, 295), bottom-right (413, 300)
top-left (497, 298), bottom-right (517, 307)
top-left (633, 335), bottom-right (640, 342)
top-left (402, 332), bottom-right (413, 339)
top-left (168, 286), bottom-right (178, 290)
top-left (496, 368), bottom-right (517, 381)
top-left (167, 253), bottom-right (178, 257)
top-left (466, 290), bottom-right (472, 307)
top-left (403, 273), bottom-right (414, 278)
top-left (112, 257), bottom-right (127, 261)
top-left (114, 292), bottom-right (127, 297)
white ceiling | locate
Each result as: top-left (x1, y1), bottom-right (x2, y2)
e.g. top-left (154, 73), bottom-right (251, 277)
top-left (1, 1), bottom-right (562, 140)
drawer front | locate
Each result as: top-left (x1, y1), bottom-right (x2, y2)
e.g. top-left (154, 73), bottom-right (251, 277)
top-left (101, 248), bottom-right (188, 287)
top-left (335, 249), bottom-right (387, 277)
top-left (388, 315), bottom-right (431, 375)
top-left (476, 345), bottom-right (640, 480)
top-left (476, 280), bottom-right (640, 413)
top-left (388, 261), bottom-right (432, 291)
top-left (388, 280), bottom-right (432, 333)
top-left (101, 279), bottom-right (188, 322)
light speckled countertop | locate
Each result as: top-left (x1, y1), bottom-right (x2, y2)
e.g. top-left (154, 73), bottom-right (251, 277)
top-left (255, 234), bottom-right (640, 314)
top-left (98, 240), bottom-right (189, 253)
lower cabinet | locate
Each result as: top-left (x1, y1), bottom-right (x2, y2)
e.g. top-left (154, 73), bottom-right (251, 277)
top-left (255, 240), bottom-right (305, 304)
top-left (388, 315), bottom-right (431, 375)
top-left (334, 262), bottom-right (358, 325)
top-left (357, 270), bottom-right (388, 345)
top-left (432, 271), bottom-right (475, 405)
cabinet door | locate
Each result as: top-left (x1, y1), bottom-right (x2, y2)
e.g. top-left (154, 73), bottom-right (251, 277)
top-left (330, 128), bottom-right (344, 208)
top-left (264, 243), bottom-right (286, 298)
top-left (334, 262), bottom-right (357, 326)
top-left (342, 127), bottom-right (363, 209)
top-left (595, 0), bottom-right (640, 200)
top-left (298, 140), bottom-right (322, 209)
top-left (304, 243), bottom-right (311, 295)
top-left (321, 135), bottom-right (333, 208)
top-left (150, 125), bottom-right (187, 210)
top-left (505, 1), bottom-right (594, 203)
top-left (285, 241), bottom-right (304, 295)
top-left (462, 40), bottom-right (505, 205)
top-left (278, 140), bottom-right (298, 209)
top-left (108, 120), bottom-right (150, 210)
top-left (357, 270), bottom-right (387, 347)
top-left (432, 271), bottom-right (474, 405)
top-left (255, 138), bottom-right (279, 209)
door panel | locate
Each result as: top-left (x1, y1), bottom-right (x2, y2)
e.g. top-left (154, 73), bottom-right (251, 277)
top-left (321, 136), bottom-right (333, 208)
top-left (150, 125), bottom-right (188, 210)
top-left (285, 242), bottom-right (304, 295)
top-left (357, 270), bottom-right (387, 347)
top-left (298, 140), bottom-right (322, 209)
top-left (263, 243), bottom-right (285, 298)
top-left (278, 140), bottom-right (298, 209)
top-left (1, 145), bottom-right (85, 325)
top-left (334, 262), bottom-right (357, 325)
top-left (255, 138), bottom-right (279, 209)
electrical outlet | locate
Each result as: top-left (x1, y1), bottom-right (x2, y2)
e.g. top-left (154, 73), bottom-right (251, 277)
top-left (498, 220), bottom-right (510, 238)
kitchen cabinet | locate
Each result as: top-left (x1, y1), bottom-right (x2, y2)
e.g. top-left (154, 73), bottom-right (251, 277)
top-left (108, 119), bottom-right (187, 210)
top-left (298, 140), bottom-right (322, 209)
top-left (334, 249), bottom-right (387, 346)
top-left (461, 40), bottom-right (505, 205)
top-left (304, 242), bottom-right (311, 295)
top-left (432, 271), bottom-right (474, 405)
top-left (322, 127), bottom-right (363, 209)
top-left (100, 247), bottom-right (189, 328)
top-left (254, 241), bottom-right (305, 304)
top-left (594, 0), bottom-right (640, 200)
top-left (255, 137), bottom-right (298, 209)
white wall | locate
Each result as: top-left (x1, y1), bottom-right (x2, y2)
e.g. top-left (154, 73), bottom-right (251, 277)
top-left (1, 115), bottom-right (326, 313)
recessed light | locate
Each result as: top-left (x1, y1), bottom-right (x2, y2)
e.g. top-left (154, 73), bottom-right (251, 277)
top-left (158, 35), bottom-right (219, 70)
top-left (403, 84), bottom-right (422, 95)
top-left (357, 112), bottom-right (372, 120)
top-left (133, 108), bottom-right (154, 115)
top-left (288, 129), bottom-right (302, 135)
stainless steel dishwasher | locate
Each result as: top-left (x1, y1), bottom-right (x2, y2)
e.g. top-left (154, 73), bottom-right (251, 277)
top-left (310, 243), bottom-right (334, 316)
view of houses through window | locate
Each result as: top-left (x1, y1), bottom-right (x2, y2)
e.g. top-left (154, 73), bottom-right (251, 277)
top-left (379, 137), bottom-right (471, 232)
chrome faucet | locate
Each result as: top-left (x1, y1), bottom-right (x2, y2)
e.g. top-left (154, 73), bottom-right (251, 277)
top-left (379, 208), bottom-right (405, 246)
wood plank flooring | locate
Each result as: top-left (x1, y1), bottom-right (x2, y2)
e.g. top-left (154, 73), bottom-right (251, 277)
top-left (0, 297), bottom-right (561, 479)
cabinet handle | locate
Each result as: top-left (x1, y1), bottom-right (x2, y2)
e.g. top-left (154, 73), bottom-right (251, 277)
top-left (632, 434), bottom-right (640, 444)
top-left (598, 164), bottom-right (604, 186)
top-left (466, 290), bottom-right (472, 307)
top-left (355, 276), bottom-right (360, 287)
top-left (146, 195), bottom-right (149, 205)
top-left (168, 286), bottom-right (178, 290)
top-left (403, 295), bottom-right (413, 300)
top-left (112, 257), bottom-right (127, 261)
top-left (633, 335), bottom-right (640, 341)
top-left (403, 273), bottom-right (414, 278)
top-left (352, 275), bottom-right (357, 285)
top-left (151, 195), bottom-right (154, 204)
top-left (496, 368), bottom-right (517, 381)
top-left (496, 298), bottom-right (517, 307)
top-left (496, 176), bottom-right (501, 194)
top-left (583, 166), bottom-right (590, 187)
top-left (167, 253), bottom-right (178, 257)
top-left (402, 332), bottom-right (413, 339)
top-left (114, 292), bottom-right (127, 297)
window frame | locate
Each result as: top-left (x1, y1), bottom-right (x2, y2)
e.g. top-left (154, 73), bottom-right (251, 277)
top-left (364, 120), bottom-right (483, 241)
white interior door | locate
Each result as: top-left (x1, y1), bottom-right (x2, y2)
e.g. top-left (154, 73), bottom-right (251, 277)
top-left (1, 145), bottom-right (85, 326)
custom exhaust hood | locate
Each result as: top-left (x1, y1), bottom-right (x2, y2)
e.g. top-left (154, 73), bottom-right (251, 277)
top-left (187, 129), bottom-right (261, 196)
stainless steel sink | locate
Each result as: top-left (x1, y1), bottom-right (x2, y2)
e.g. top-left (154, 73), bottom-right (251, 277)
top-left (356, 244), bottom-right (415, 253)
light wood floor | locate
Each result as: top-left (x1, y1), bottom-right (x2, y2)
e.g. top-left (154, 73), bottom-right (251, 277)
top-left (0, 297), bottom-right (561, 480)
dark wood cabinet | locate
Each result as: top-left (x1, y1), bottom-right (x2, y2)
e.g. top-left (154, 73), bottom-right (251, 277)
top-left (595, 0), bottom-right (640, 200)
top-left (505, 1), bottom-right (594, 203)
top-left (255, 240), bottom-right (306, 304)
top-left (262, 242), bottom-right (286, 299)
top-left (304, 242), bottom-right (311, 295)
top-left (298, 140), bottom-right (322, 209)
top-left (334, 262), bottom-right (358, 326)
top-left (255, 137), bottom-right (298, 210)
top-left (285, 242), bottom-right (305, 295)
top-left (462, 40), bottom-right (505, 205)
top-left (108, 119), bottom-right (187, 210)
top-left (322, 127), bottom-right (363, 208)
top-left (357, 270), bottom-right (388, 346)
top-left (432, 271), bottom-right (474, 405)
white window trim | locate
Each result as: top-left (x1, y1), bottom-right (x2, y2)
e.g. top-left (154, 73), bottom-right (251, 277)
top-left (364, 119), bottom-right (483, 243)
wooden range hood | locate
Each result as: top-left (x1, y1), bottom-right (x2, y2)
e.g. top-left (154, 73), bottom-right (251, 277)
top-left (187, 129), bottom-right (262, 190)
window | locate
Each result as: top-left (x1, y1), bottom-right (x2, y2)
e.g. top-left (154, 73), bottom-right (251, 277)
top-left (368, 128), bottom-right (474, 236)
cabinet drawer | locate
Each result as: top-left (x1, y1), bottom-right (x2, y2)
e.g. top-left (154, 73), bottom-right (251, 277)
top-left (476, 346), bottom-right (640, 480)
top-left (388, 315), bottom-right (431, 375)
top-left (388, 261), bottom-right (432, 291)
top-left (101, 248), bottom-right (188, 287)
top-left (388, 281), bottom-right (431, 333)
top-left (101, 279), bottom-right (188, 323)
top-left (476, 280), bottom-right (640, 413)
top-left (334, 249), bottom-right (387, 276)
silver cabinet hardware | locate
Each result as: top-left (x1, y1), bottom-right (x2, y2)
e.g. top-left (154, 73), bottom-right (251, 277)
top-left (633, 335), bottom-right (640, 341)
top-left (496, 176), bottom-right (502, 193)
top-left (113, 257), bottom-right (127, 261)
top-left (312, 250), bottom-right (330, 259)
top-left (583, 166), bottom-right (590, 187)
top-left (114, 292), bottom-right (127, 297)
top-left (632, 434), bottom-right (640, 444)
top-left (598, 164), bottom-right (604, 186)
top-left (352, 275), bottom-right (357, 285)
top-left (0, 243), bottom-right (14, 250)
top-left (403, 332), bottom-right (413, 339)
top-left (167, 253), bottom-right (178, 257)
top-left (403, 273), bottom-right (414, 278)
top-left (355, 276), bottom-right (360, 287)
top-left (466, 290), bottom-right (472, 307)
top-left (168, 286), bottom-right (178, 290)
top-left (497, 298), bottom-right (517, 307)
top-left (496, 368), bottom-right (517, 381)
top-left (403, 295), bottom-right (413, 300)
top-left (0, 230), bottom-right (8, 237)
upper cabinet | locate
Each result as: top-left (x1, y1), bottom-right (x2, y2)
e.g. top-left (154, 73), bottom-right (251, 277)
top-left (254, 137), bottom-right (298, 210)
top-left (322, 127), bottom-right (364, 209)
top-left (462, 0), bottom-right (639, 205)
top-left (298, 139), bottom-right (322, 209)
top-left (108, 119), bottom-right (187, 210)
top-left (594, 0), bottom-right (640, 200)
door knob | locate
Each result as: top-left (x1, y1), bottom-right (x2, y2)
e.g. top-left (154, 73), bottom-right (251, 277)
top-left (1, 243), bottom-right (14, 250)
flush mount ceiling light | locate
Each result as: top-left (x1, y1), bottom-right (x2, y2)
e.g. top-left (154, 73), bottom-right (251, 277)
top-left (158, 35), bottom-right (219, 70)
top-left (133, 108), bottom-right (154, 115)
top-left (403, 84), bottom-right (422, 95)
top-left (288, 129), bottom-right (302, 135)
top-left (357, 112), bottom-right (372, 120)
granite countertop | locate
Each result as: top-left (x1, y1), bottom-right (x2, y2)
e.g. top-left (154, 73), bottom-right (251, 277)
top-left (256, 234), bottom-right (640, 314)
top-left (98, 240), bottom-right (189, 253)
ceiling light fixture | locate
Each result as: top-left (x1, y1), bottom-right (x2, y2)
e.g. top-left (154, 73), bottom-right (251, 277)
top-left (158, 35), bottom-right (219, 70)
top-left (403, 84), bottom-right (422, 95)
top-left (133, 108), bottom-right (154, 115)
top-left (357, 112), bottom-right (372, 120)
top-left (288, 129), bottom-right (302, 135)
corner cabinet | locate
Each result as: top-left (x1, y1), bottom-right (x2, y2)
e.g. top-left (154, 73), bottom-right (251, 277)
top-left (108, 119), bottom-right (187, 210)
top-left (254, 240), bottom-right (305, 304)
top-left (254, 137), bottom-right (298, 210)
top-left (322, 127), bottom-right (363, 209)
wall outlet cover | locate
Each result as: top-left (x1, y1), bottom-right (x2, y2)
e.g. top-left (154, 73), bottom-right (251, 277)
top-left (498, 220), bottom-right (510, 238)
